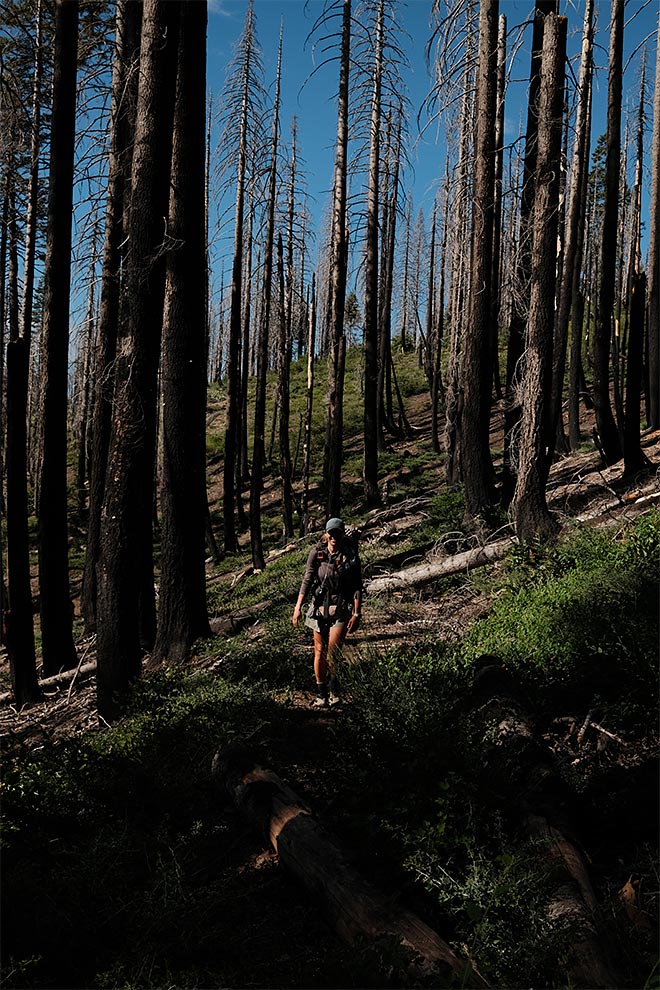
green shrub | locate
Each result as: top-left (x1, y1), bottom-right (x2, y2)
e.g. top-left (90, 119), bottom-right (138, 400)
top-left (463, 516), bottom-right (659, 688)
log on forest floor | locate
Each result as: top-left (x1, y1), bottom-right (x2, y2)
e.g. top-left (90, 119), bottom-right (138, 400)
top-left (0, 660), bottom-right (98, 706)
top-left (365, 489), bottom-right (660, 595)
top-left (468, 659), bottom-right (623, 989)
top-left (365, 538), bottom-right (513, 594)
top-left (212, 746), bottom-right (489, 989)
top-left (526, 815), bottom-right (623, 990)
top-left (208, 601), bottom-right (271, 636)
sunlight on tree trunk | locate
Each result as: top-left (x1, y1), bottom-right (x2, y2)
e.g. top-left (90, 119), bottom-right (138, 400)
top-left (513, 13), bottom-right (566, 542)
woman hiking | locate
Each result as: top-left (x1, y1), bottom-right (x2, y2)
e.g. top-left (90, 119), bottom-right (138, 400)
top-left (292, 517), bottom-right (363, 707)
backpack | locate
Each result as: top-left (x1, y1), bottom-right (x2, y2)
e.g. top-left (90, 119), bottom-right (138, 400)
top-left (310, 534), bottom-right (361, 621)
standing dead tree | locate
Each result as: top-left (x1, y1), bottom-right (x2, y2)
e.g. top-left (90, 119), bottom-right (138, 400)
top-left (4, 0), bottom-right (44, 702)
top-left (96, 0), bottom-right (179, 719)
top-left (320, 0), bottom-right (351, 519)
top-left (502, 0), bottom-right (558, 505)
top-left (81, 0), bottom-right (141, 632)
top-left (512, 12), bottom-right (566, 542)
top-left (250, 29), bottom-right (282, 571)
top-left (217, 0), bottom-right (265, 554)
top-left (592, 0), bottom-right (624, 465)
top-left (459, 0), bottom-right (499, 520)
top-left (37, 0), bottom-right (80, 676)
top-left (153, 0), bottom-right (211, 663)
top-left (362, 0), bottom-right (385, 508)
top-left (647, 12), bottom-right (660, 429)
top-left (551, 0), bottom-right (594, 457)
top-left (429, 0), bottom-right (477, 488)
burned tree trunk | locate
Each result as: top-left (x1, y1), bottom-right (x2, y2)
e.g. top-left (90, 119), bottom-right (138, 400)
top-left (460, 0), bottom-right (498, 519)
top-left (82, 0), bottom-right (141, 632)
top-left (37, 0), bottom-right (80, 675)
top-left (552, 0), bottom-right (593, 457)
top-left (324, 0), bottom-right (351, 518)
top-left (512, 12), bottom-right (566, 542)
top-left (502, 1), bottom-right (558, 505)
top-left (363, 0), bottom-right (384, 508)
top-left (250, 31), bottom-right (282, 571)
top-left (623, 273), bottom-right (651, 477)
top-left (647, 12), bottom-right (660, 429)
top-left (592, 0), bottom-right (624, 464)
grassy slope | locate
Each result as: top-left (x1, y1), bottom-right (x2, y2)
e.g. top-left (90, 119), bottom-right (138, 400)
top-left (1, 349), bottom-right (659, 990)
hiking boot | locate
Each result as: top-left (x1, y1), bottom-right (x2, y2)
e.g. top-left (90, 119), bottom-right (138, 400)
top-left (328, 675), bottom-right (340, 706)
top-left (313, 682), bottom-right (328, 707)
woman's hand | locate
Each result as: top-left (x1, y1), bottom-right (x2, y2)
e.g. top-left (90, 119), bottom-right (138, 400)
top-left (347, 612), bottom-right (361, 634)
top-left (292, 606), bottom-right (301, 627)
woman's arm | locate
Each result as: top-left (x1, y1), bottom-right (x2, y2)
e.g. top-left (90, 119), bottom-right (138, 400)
top-left (293, 549), bottom-right (317, 626)
top-left (346, 581), bottom-right (362, 633)
top-left (292, 591), bottom-right (306, 627)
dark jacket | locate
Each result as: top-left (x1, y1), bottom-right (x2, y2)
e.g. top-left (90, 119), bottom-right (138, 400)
top-left (298, 539), bottom-right (362, 607)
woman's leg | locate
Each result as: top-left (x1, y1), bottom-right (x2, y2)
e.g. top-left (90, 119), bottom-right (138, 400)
top-left (326, 623), bottom-right (347, 676)
top-left (313, 630), bottom-right (328, 684)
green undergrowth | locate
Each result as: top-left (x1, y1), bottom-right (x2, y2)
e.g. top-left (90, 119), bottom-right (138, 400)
top-left (462, 513), bottom-right (660, 724)
top-left (319, 517), bottom-right (658, 988)
top-left (2, 514), bottom-right (658, 989)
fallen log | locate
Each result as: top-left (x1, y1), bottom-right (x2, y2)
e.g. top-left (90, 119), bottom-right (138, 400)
top-left (208, 601), bottom-right (271, 637)
top-left (364, 489), bottom-right (660, 595)
top-left (468, 660), bottom-right (622, 989)
top-left (527, 815), bottom-right (622, 990)
top-left (212, 747), bottom-right (489, 988)
top-left (362, 497), bottom-right (432, 529)
top-left (570, 488), bottom-right (660, 525)
top-left (365, 538), bottom-right (512, 594)
top-left (468, 658), bottom-right (570, 809)
top-left (0, 660), bottom-right (98, 706)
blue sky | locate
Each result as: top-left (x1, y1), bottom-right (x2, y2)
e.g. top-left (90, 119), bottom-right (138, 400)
top-left (206, 0), bottom-right (658, 259)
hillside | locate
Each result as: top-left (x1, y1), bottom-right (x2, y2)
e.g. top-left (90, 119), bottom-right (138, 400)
top-left (1, 378), bottom-right (659, 990)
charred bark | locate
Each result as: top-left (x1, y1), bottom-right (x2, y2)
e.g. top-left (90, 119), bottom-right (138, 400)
top-left (512, 13), bottom-right (566, 542)
top-left (153, 0), bottom-right (211, 663)
top-left (37, 0), bottom-right (80, 675)
top-left (81, 0), bottom-right (141, 632)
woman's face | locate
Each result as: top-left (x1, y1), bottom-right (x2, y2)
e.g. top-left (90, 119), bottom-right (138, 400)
top-left (326, 529), bottom-right (343, 551)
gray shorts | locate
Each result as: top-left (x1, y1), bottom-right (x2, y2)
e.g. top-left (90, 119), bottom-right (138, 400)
top-left (304, 600), bottom-right (351, 633)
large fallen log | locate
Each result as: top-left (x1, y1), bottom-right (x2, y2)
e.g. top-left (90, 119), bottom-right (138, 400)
top-left (365, 538), bottom-right (512, 594)
top-left (365, 489), bottom-right (659, 595)
top-left (208, 600), bottom-right (271, 636)
top-left (212, 747), bottom-right (489, 988)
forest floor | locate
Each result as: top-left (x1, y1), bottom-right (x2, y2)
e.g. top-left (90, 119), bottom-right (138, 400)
top-left (2, 402), bottom-right (659, 752)
top-left (1, 400), bottom-right (659, 989)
